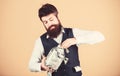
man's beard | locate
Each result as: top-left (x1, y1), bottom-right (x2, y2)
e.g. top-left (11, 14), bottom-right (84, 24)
top-left (47, 24), bottom-right (62, 38)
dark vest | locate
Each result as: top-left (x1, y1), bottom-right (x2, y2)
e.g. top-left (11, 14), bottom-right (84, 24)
top-left (40, 28), bottom-right (82, 76)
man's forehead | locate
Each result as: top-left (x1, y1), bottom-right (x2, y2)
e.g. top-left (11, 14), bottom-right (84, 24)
top-left (41, 13), bottom-right (56, 21)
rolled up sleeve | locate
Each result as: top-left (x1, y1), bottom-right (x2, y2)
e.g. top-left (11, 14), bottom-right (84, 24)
top-left (73, 28), bottom-right (105, 45)
top-left (29, 38), bottom-right (44, 72)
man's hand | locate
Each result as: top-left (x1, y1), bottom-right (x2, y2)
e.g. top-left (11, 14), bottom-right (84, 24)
top-left (61, 38), bottom-right (77, 49)
top-left (41, 55), bottom-right (55, 72)
top-left (41, 55), bottom-right (49, 71)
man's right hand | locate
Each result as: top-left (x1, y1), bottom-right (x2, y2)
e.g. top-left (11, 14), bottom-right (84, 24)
top-left (41, 55), bottom-right (49, 71)
top-left (41, 55), bottom-right (55, 73)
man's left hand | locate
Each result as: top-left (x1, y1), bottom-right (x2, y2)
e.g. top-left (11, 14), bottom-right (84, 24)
top-left (61, 38), bottom-right (77, 49)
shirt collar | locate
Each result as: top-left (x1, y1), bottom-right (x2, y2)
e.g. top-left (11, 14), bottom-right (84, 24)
top-left (46, 27), bottom-right (65, 39)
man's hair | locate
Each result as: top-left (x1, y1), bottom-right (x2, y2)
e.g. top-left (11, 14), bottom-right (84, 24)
top-left (38, 3), bottom-right (58, 20)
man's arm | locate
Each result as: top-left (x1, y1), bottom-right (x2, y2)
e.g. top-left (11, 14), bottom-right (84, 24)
top-left (61, 28), bottom-right (105, 49)
top-left (29, 38), bottom-right (44, 72)
top-left (73, 28), bottom-right (105, 45)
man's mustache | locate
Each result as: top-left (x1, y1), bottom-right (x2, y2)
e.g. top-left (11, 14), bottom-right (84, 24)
top-left (48, 24), bottom-right (58, 30)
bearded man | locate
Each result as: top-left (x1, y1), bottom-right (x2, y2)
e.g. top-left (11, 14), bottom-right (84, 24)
top-left (29, 3), bottom-right (105, 76)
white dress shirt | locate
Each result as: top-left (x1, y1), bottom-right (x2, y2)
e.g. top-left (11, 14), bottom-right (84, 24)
top-left (29, 28), bottom-right (105, 72)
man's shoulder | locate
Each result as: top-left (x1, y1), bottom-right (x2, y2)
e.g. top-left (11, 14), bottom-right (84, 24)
top-left (64, 27), bottom-right (72, 30)
top-left (35, 33), bottom-right (46, 42)
top-left (64, 27), bottom-right (73, 32)
top-left (64, 27), bottom-right (79, 31)
top-left (40, 32), bottom-right (47, 38)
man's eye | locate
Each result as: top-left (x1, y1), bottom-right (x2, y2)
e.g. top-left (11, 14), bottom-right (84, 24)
top-left (50, 19), bottom-right (54, 21)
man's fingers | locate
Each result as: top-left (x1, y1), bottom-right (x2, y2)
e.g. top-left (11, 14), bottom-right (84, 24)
top-left (48, 67), bottom-right (55, 73)
top-left (61, 39), bottom-right (71, 48)
top-left (61, 38), bottom-right (77, 49)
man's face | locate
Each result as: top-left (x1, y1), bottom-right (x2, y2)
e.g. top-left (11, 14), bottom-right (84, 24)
top-left (41, 13), bottom-right (62, 38)
top-left (41, 13), bottom-right (59, 30)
